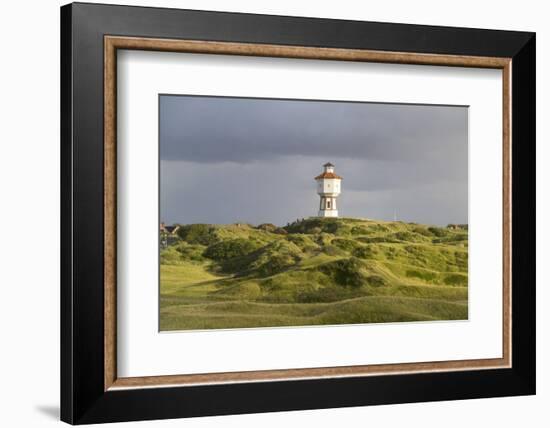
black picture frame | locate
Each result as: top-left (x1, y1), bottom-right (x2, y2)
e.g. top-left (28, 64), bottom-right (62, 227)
top-left (61, 2), bottom-right (535, 424)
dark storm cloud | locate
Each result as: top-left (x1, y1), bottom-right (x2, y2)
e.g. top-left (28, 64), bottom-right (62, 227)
top-left (160, 96), bottom-right (466, 164)
top-left (160, 95), bottom-right (468, 226)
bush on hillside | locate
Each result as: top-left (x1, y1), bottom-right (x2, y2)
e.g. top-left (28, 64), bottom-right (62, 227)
top-left (332, 238), bottom-right (361, 252)
top-left (392, 231), bottom-right (423, 242)
top-left (251, 240), bottom-right (303, 276)
top-left (284, 218), bottom-right (321, 233)
top-left (322, 244), bottom-right (346, 256)
top-left (203, 238), bottom-right (260, 261)
top-left (256, 223), bottom-right (278, 232)
top-left (443, 273), bottom-right (467, 286)
top-left (367, 224), bottom-right (390, 233)
top-left (286, 234), bottom-right (318, 252)
top-left (454, 251), bottom-right (468, 270)
top-left (315, 233), bottom-right (334, 247)
top-left (322, 221), bottom-right (340, 234)
top-left (406, 269), bottom-right (438, 283)
top-left (385, 246), bottom-right (400, 260)
top-left (350, 226), bottom-right (370, 235)
top-left (177, 224), bottom-right (218, 245)
top-left (256, 254), bottom-right (298, 276)
top-left (174, 242), bottom-right (205, 262)
top-left (353, 245), bottom-right (378, 259)
top-left (412, 226), bottom-right (432, 237)
top-left (160, 246), bottom-right (182, 265)
top-left (427, 226), bottom-right (449, 238)
top-left (366, 274), bottom-right (387, 287)
top-left (284, 218), bottom-right (350, 235)
top-left (319, 257), bottom-right (368, 288)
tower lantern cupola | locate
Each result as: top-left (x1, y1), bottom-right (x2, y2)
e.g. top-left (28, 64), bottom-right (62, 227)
top-left (315, 163), bottom-right (342, 217)
top-left (323, 162), bottom-right (335, 173)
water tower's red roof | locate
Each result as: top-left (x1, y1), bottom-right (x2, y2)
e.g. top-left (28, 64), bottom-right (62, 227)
top-left (315, 172), bottom-right (343, 180)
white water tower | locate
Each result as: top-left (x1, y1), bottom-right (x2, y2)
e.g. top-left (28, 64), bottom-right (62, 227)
top-left (315, 162), bottom-right (342, 217)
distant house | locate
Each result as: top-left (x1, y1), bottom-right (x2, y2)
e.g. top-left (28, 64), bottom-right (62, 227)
top-left (447, 224), bottom-right (468, 230)
top-left (160, 222), bottom-right (180, 235)
top-left (165, 225), bottom-right (180, 235)
top-left (160, 223), bottom-right (180, 248)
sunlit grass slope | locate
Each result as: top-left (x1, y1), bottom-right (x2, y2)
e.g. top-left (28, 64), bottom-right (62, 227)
top-left (160, 217), bottom-right (468, 331)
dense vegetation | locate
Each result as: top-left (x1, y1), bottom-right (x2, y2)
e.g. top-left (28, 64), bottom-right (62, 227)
top-left (160, 218), bottom-right (468, 331)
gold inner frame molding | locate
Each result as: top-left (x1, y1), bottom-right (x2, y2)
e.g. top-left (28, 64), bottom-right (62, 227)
top-left (104, 35), bottom-right (512, 391)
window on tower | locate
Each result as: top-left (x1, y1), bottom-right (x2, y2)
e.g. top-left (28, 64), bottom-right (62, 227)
top-left (327, 200), bottom-right (331, 209)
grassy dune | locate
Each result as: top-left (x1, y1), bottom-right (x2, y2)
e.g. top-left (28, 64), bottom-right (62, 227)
top-left (160, 217), bottom-right (468, 331)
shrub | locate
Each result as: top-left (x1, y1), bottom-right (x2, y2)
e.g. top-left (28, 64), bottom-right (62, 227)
top-left (284, 218), bottom-right (348, 235)
top-left (203, 239), bottom-right (259, 261)
top-left (406, 269), bottom-right (438, 283)
top-left (332, 238), bottom-right (360, 252)
top-left (353, 245), bottom-right (378, 259)
top-left (444, 273), bottom-right (467, 286)
top-left (367, 224), bottom-right (390, 233)
top-left (428, 226), bottom-right (449, 238)
top-left (251, 241), bottom-right (303, 276)
top-left (256, 223), bottom-right (278, 232)
top-left (366, 275), bottom-right (387, 287)
top-left (322, 221), bottom-right (340, 234)
top-left (392, 231), bottom-right (423, 242)
top-left (284, 218), bottom-right (322, 234)
top-left (256, 223), bottom-right (287, 234)
top-left (160, 247), bottom-right (182, 265)
top-left (412, 226), bottom-right (432, 237)
top-left (286, 234), bottom-right (318, 252)
top-left (256, 254), bottom-right (297, 276)
top-left (351, 226), bottom-right (370, 235)
top-left (319, 257), bottom-right (367, 288)
top-left (177, 224), bottom-right (218, 245)
top-left (454, 251), bottom-right (468, 270)
top-left (315, 233), bottom-right (334, 246)
top-left (322, 245), bottom-right (346, 256)
top-left (385, 246), bottom-right (400, 260)
top-left (174, 242), bottom-right (205, 262)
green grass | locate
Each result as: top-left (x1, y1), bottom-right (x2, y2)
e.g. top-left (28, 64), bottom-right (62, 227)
top-left (160, 217), bottom-right (468, 331)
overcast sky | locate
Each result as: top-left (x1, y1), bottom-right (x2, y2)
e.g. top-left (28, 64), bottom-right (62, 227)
top-left (160, 95), bottom-right (468, 226)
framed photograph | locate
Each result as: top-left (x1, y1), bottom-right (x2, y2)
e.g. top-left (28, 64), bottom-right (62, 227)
top-left (61, 2), bottom-right (535, 424)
